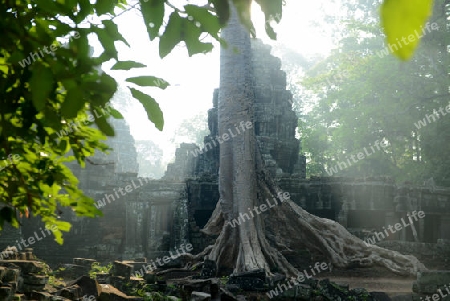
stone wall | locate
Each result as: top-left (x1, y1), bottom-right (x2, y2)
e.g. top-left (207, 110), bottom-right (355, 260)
top-left (184, 176), bottom-right (450, 252)
top-left (0, 119), bottom-right (188, 266)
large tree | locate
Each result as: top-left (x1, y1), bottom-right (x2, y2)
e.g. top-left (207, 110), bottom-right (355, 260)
top-left (199, 0), bottom-right (426, 277)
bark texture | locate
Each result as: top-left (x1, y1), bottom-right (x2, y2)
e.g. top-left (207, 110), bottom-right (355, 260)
top-left (201, 1), bottom-right (427, 277)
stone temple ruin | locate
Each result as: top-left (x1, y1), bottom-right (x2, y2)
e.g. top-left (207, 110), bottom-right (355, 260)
top-left (1, 39), bottom-right (450, 299)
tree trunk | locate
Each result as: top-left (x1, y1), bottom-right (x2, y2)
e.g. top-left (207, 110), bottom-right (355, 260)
top-left (201, 1), bottom-right (426, 277)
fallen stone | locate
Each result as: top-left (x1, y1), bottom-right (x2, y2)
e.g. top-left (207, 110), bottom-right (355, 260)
top-left (66, 275), bottom-right (101, 298)
top-left (227, 269), bottom-right (266, 291)
top-left (98, 284), bottom-right (143, 301)
top-left (60, 284), bottom-right (83, 300)
top-left (200, 260), bottom-right (217, 279)
top-left (23, 273), bottom-right (48, 285)
top-left (191, 291), bottom-right (211, 301)
top-left (415, 271), bottom-right (450, 294)
top-left (174, 278), bottom-right (219, 300)
top-left (391, 294), bottom-right (415, 301)
top-left (0, 260), bottom-right (45, 275)
top-left (55, 264), bottom-right (90, 281)
top-left (0, 266), bottom-right (7, 279)
top-left (3, 267), bottom-right (19, 283)
top-left (219, 288), bottom-right (238, 301)
top-left (371, 291), bottom-right (392, 301)
top-left (96, 272), bottom-right (111, 284)
top-left (0, 286), bottom-right (13, 300)
top-left (143, 272), bottom-right (156, 284)
top-left (29, 291), bottom-right (58, 300)
top-left (158, 268), bottom-right (200, 281)
top-left (73, 258), bottom-right (97, 268)
top-left (113, 261), bottom-right (133, 279)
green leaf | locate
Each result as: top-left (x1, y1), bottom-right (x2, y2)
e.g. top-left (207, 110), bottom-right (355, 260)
top-left (94, 117), bottom-right (115, 136)
top-left (109, 108), bottom-right (124, 119)
top-left (185, 4), bottom-right (221, 39)
top-left (181, 23), bottom-right (210, 55)
top-left (102, 19), bottom-right (130, 47)
top-left (129, 88), bottom-right (164, 131)
top-left (126, 76), bottom-right (169, 89)
top-left (61, 89), bottom-right (85, 119)
top-left (209, 0), bottom-right (230, 25)
top-left (184, 21), bottom-right (214, 56)
top-left (159, 12), bottom-right (183, 58)
top-left (95, 28), bottom-right (118, 60)
top-left (95, 0), bottom-right (116, 15)
top-left (381, 0), bottom-right (434, 60)
top-left (30, 64), bottom-right (54, 111)
top-left (111, 60), bottom-right (147, 70)
top-left (254, 0), bottom-right (283, 39)
top-left (140, 0), bottom-right (165, 41)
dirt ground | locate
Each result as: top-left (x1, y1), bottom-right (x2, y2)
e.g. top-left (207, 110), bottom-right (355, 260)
top-left (317, 266), bottom-right (417, 297)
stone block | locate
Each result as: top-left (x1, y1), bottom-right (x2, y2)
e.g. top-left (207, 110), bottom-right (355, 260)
top-left (370, 292), bottom-right (392, 301)
top-left (66, 275), bottom-right (101, 298)
top-left (113, 261), bottom-right (133, 279)
top-left (0, 286), bottom-right (14, 301)
top-left (3, 268), bottom-right (19, 283)
top-left (191, 291), bottom-right (211, 301)
top-left (0, 266), bottom-right (7, 280)
top-left (228, 269), bottom-right (266, 291)
top-left (28, 291), bottom-right (53, 301)
top-left (0, 260), bottom-right (45, 274)
top-left (73, 258), bottom-right (97, 267)
top-left (391, 294), bottom-right (415, 301)
top-left (55, 264), bottom-right (90, 281)
top-left (416, 271), bottom-right (450, 294)
top-left (22, 282), bottom-right (45, 293)
top-left (23, 274), bottom-right (48, 285)
top-left (95, 272), bottom-right (110, 284)
top-left (144, 272), bottom-right (156, 284)
top-left (200, 260), bottom-right (216, 279)
top-left (60, 284), bottom-right (83, 300)
top-left (122, 261), bottom-right (147, 272)
top-left (98, 284), bottom-right (141, 301)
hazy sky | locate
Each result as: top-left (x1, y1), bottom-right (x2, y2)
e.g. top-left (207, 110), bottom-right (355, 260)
top-left (98, 0), bottom-right (338, 165)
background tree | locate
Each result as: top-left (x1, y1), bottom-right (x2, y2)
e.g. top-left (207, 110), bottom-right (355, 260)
top-left (170, 112), bottom-right (209, 147)
top-left (298, 0), bottom-right (449, 184)
top-left (135, 140), bottom-right (165, 178)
